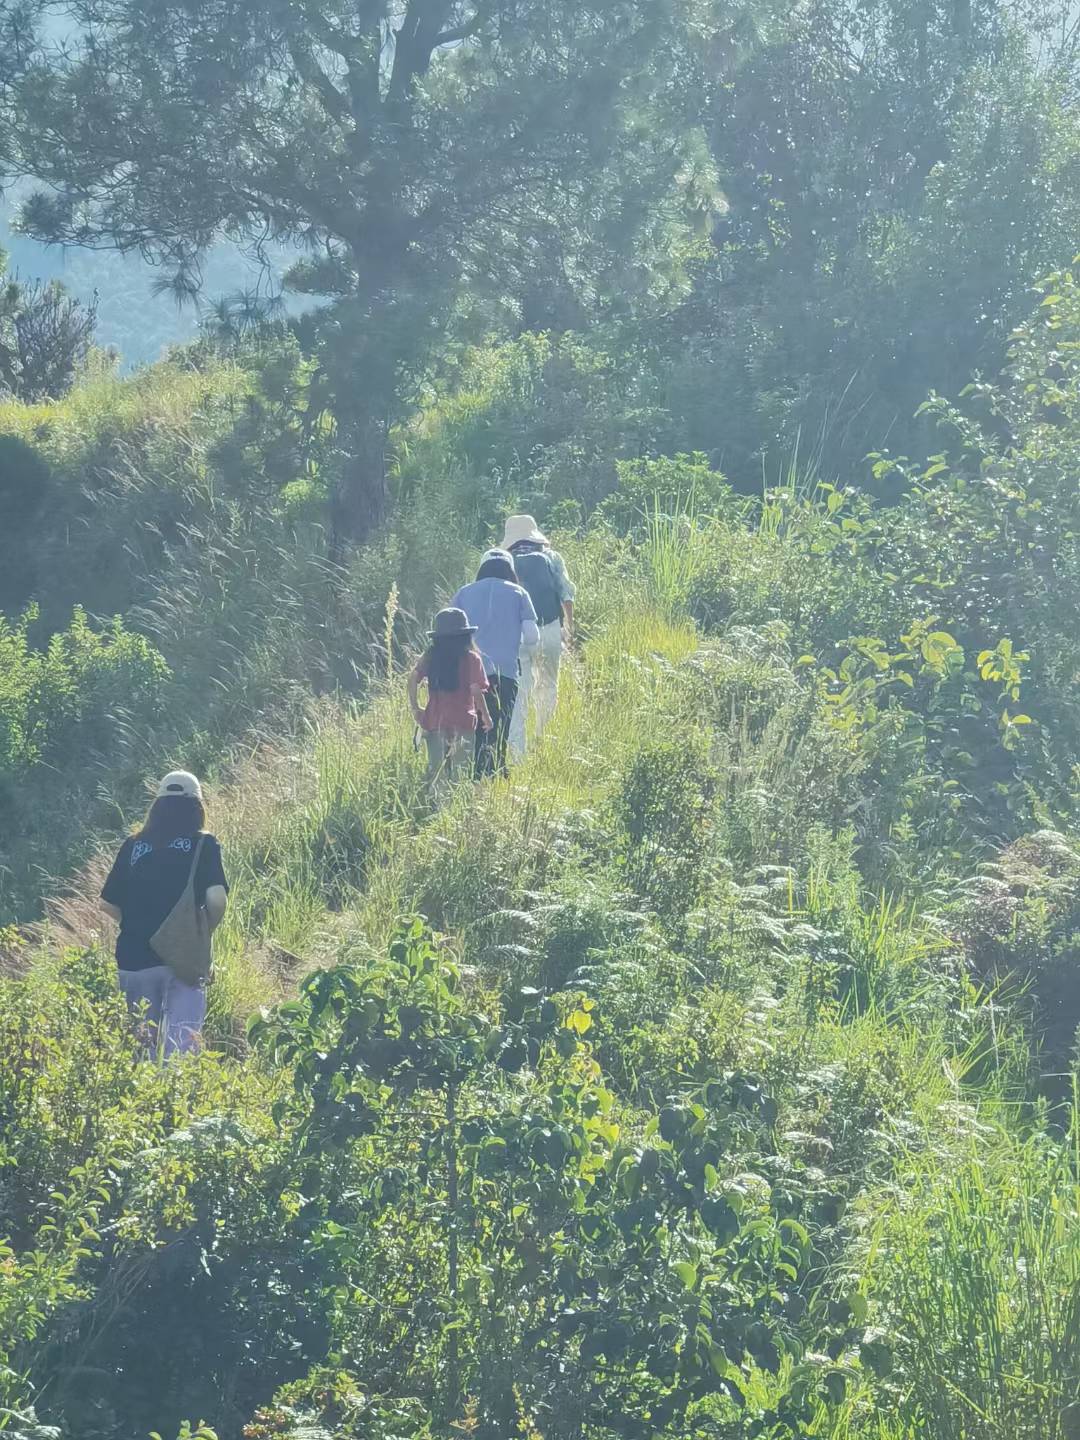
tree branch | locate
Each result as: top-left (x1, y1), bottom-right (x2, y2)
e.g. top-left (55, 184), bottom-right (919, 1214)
top-left (387, 0), bottom-right (455, 107)
top-left (434, 3), bottom-right (491, 48)
top-left (287, 40), bottom-right (351, 127)
top-left (293, 10), bottom-right (382, 138)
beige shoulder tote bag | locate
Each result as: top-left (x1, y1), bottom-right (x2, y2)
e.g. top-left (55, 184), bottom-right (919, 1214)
top-left (150, 834), bottom-right (213, 986)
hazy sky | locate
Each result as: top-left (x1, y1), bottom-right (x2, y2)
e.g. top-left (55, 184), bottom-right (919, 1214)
top-left (1, 192), bottom-right (282, 367)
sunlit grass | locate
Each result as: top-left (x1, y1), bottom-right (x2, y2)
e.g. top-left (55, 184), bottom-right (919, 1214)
top-left (208, 600), bottom-right (700, 1009)
top-left (12, 533), bottom-right (1080, 1440)
top-left (0, 354), bottom-right (252, 465)
top-left (867, 1102), bottom-right (1080, 1440)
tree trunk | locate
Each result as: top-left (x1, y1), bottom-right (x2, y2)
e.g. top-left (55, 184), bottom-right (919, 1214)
top-left (330, 408), bottom-right (390, 552)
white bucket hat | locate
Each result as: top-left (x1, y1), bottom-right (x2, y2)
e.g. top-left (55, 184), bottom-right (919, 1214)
top-left (501, 514), bottom-right (548, 549)
top-left (156, 770), bottom-right (203, 800)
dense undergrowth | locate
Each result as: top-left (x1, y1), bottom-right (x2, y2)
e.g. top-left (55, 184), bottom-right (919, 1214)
top-left (4, 275), bottom-right (1080, 1439)
top-left (3, 578), bottom-right (1078, 1440)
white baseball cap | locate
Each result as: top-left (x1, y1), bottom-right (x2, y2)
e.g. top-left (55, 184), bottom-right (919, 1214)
top-left (156, 770), bottom-right (203, 800)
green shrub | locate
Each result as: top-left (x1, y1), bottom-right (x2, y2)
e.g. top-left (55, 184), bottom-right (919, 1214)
top-left (398, 331), bottom-right (667, 522)
top-left (0, 606), bottom-right (169, 783)
top-left (0, 946), bottom-right (283, 1433)
top-left (0, 435), bottom-right (52, 605)
top-left (243, 1370), bottom-right (431, 1440)
top-left (611, 733), bottom-right (717, 927)
top-left (599, 452), bottom-right (731, 533)
top-left (246, 920), bottom-right (809, 1436)
top-left (947, 829), bottom-right (1080, 1084)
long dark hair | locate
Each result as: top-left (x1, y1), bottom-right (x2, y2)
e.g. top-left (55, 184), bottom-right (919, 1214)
top-left (477, 552), bottom-right (516, 582)
top-left (425, 631), bottom-right (477, 692)
top-left (137, 795), bottom-right (207, 844)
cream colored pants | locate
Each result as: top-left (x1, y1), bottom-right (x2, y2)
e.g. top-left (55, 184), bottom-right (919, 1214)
top-left (509, 620), bottom-right (562, 759)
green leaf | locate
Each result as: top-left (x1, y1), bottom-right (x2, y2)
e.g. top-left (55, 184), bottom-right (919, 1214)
top-left (823, 1370), bottom-right (847, 1406)
top-left (672, 1261), bottom-right (697, 1289)
top-left (779, 1217), bottom-right (810, 1250)
top-left (860, 1338), bottom-right (894, 1377)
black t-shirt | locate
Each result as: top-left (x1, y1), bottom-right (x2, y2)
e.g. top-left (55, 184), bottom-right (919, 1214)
top-left (101, 832), bottom-right (228, 972)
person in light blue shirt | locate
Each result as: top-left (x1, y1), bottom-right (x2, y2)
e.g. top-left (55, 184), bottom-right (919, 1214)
top-left (453, 550), bottom-right (539, 778)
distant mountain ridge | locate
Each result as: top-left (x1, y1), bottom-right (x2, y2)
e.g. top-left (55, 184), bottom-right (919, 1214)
top-left (1, 193), bottom-right (284, 367)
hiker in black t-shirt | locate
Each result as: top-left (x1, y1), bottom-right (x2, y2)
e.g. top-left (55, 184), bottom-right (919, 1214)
top-left (101, 771), bottom-right (228, 1055)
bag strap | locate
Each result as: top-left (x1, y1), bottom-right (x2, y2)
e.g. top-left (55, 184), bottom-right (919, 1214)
top-left (184, 833), bottom-right (208, 899)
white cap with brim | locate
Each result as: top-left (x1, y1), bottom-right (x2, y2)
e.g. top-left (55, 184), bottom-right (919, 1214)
top-left (156, 770), bottom-right (203, 800)
top-left (501, 514), bottom-right (548, 549)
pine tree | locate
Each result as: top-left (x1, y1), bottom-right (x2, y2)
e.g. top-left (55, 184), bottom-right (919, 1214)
top-left (7, 0), bottom-right (721, 542)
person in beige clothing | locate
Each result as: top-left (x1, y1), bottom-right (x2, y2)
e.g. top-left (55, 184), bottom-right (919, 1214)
top-left (502, 516), bottom-right (575, 760)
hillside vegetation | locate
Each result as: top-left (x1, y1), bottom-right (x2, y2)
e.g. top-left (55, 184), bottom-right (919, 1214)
top-left (4, 0), bottom-right (1080, 1436)
top-left (2, 268), bottom-right (1080, 1440)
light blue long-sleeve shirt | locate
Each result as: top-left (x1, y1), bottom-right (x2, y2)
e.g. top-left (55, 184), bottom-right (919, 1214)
top-left (452, 578), bottom-right (539, 679)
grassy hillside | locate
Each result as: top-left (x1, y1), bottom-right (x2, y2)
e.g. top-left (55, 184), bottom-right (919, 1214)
top-left (0, 341), bottom-right (477, 921)
top-left (5, 593), bottom-right (1078, 1440)
top-left (6, 0), bottom-right (1080, 1431)
top-left (3, 271), bottom-right (1080, 1440)
top-left (4, 512), bottom-right (1080, 1439)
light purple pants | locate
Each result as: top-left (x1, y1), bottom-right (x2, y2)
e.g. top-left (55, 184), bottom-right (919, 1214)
top-left (119, 965), bottom-right (206, 1056)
